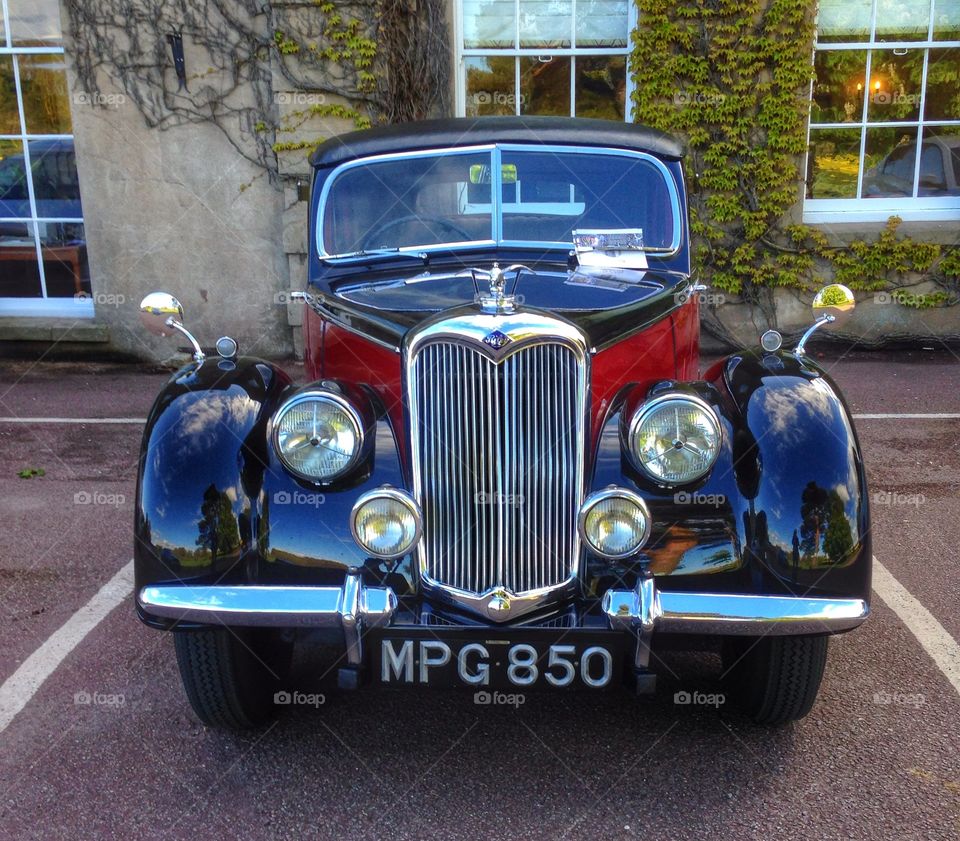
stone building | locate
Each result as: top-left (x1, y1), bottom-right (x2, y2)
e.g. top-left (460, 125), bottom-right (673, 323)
top-left (0, 0), bottom-right (957, 358)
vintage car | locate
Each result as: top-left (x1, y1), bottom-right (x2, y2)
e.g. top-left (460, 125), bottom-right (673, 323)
top-left (135, 117), bottom-right (871, 730)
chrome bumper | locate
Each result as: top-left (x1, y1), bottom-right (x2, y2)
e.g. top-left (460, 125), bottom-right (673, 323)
top-left (139, 576), bottom-right (868, 666)
top-left (139, 572), bottom-right (396, 666)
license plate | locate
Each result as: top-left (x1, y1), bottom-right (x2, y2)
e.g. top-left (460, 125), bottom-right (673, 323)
top-left (371, 628), bottom-right (624, 691)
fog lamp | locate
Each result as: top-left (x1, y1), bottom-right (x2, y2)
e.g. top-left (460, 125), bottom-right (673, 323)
top-left (351, 488), bottom-right (422, 559)
top-left (578, 488), bottom-right (651, 559)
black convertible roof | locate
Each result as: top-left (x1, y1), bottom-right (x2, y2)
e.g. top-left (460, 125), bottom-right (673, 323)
top-left (309, 116), bottom-right (686, 168)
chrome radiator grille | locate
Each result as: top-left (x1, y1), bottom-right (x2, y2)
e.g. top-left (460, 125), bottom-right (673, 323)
top-left (410, 338), bottom-right (585, 597)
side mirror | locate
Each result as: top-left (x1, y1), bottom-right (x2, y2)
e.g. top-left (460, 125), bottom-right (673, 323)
top-left (812, 283), bottom-right (856, 325)
top-left (139, 291), bottom-right (204, 361)
top-left (796, 284), bottom-right (855, 355)
top-left (139, 291), bottom-right (184, 337)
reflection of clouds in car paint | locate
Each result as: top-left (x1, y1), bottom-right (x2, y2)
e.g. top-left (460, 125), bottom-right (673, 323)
top-left (177, 391), bottom-right (257, 443)
top-left (752, 377), bottom-right (838, 446)
top-left (145, 391), bottom-right (258, 548)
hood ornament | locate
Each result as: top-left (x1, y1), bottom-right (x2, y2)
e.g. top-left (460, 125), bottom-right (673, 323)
top-left (461, 263), bottom-right (532, 314)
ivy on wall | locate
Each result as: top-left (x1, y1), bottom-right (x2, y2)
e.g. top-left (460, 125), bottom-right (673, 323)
top-left (630, 0), bottom-right (959, 309)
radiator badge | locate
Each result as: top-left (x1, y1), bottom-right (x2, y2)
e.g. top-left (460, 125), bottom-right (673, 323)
top-left (483, 329), bottom-right (511, 349)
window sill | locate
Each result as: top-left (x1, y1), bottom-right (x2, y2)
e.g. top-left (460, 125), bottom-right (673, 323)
top-left (803, 198), bottom-right (960, 224)
top-left (0, 316), bottom-right (109, 343)
top-left (0, 297), bottom-right (95, 319)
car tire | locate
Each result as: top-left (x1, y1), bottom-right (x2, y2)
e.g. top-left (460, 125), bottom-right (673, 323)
top-left (173, 628), bottom-right (292, 730)
top-left (722, 635), bottom-right (828, 725)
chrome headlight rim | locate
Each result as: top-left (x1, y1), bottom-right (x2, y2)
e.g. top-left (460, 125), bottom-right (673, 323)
top-left (350, 487), bottom-right (423, 560)
top-left (577, 486), bottom-right (652, 560)
top-left (627, 393), bottom-right (722, 487)
top-left (272, 389), bottom-right (365, 484)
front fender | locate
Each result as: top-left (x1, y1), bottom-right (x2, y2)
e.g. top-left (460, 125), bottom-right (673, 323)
top-left (587, 350), bottom-right (871, 603)
top-left (134, 358), bottom-right (409, 628)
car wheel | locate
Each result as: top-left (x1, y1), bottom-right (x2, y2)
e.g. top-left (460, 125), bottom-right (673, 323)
top-left (722, 635), bottom-right (828, 725)
top-left (173, 628), bottom-right (292, 730)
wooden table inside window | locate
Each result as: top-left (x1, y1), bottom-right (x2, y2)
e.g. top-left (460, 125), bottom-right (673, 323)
top-left (0, 243), bottom-right (84, 294)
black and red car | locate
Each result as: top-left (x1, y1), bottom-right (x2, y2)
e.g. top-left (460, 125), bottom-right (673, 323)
top-left (135, 117), bottom-right (870, 729)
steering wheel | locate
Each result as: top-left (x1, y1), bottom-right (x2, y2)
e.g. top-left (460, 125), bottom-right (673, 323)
top-left (362, 215), bottom-right (472, 250)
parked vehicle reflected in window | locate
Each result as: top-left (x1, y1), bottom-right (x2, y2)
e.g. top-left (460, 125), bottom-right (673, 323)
top-left (863, 134), bottom-right (960, 197)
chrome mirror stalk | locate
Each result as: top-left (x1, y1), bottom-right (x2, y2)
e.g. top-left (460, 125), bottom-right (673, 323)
top-left (794, 314), bottom-right (834, 356)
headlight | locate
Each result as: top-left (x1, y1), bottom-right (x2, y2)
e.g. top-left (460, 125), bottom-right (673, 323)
top-left (273, 391), bottom-right (363, 482)
top-left (351, 489), bottom-right (422, 559)
top-left (578, 488), bottom-right (651, 559)
top-left (628, 394), bottom-right (721, 484)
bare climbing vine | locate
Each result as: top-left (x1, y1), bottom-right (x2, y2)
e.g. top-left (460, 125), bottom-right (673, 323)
top-left (63, 0), bottom-right (449, 181)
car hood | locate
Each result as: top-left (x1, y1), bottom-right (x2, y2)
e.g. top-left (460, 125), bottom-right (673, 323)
top-left (309, 262), bottom-right (690, 352)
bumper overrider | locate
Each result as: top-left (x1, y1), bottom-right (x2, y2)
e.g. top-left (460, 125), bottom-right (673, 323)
top-left (138, 574), bottom-right (869, 669)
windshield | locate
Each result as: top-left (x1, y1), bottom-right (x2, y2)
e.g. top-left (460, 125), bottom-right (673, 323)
top-left (318, 145), bottom-right (681, 257)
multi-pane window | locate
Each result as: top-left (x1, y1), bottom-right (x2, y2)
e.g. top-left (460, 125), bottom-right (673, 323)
top-left (806, 0), bottom-right (960, 221)
top-left (0, 0), bottom-right (89, 316)
top-left (457, 1), bottom-right (633, 121)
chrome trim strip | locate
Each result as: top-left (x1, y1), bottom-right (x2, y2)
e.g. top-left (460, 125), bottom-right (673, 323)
top-left (405, 311), bottom-right (590, 623)
top-left (316, 143), bottom-right (684, 259)
top-left (604, 586), bottom-right (870, 636)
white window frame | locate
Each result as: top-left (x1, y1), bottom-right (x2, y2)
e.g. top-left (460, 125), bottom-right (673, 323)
top-left (453, 1), bottom-right (636, 122)
top-left (0, 0), bottom-right (92, 318)
top-left (804, 0), bottom-right (960, 223)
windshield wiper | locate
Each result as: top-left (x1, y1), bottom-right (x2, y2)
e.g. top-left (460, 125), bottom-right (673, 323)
top-left (322, 248), bottom-right (429, 265)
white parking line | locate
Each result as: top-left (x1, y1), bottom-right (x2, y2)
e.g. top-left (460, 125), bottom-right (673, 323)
top-left (0, 417), bottom-right (146, 424)
top-left (872, 557), bottom-right (960, 696)
top-left (0, 413), bottom-right (957, 426)
top-left (853, 413), bottom-right (960, 419)
top-left (0, 561), bottom-right (133, 735)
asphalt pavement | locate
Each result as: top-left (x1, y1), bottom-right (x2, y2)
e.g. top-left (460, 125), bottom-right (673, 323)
top-left (0, 349), bottom-right (958, 840)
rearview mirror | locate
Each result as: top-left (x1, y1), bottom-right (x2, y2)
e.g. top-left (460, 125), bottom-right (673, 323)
top-left (469, 163), bottom-right (518, 185)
